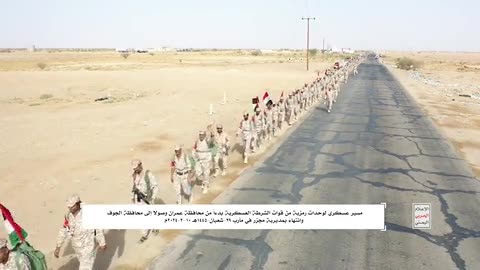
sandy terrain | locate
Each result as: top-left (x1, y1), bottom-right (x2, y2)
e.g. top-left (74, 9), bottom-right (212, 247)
top-left (385, 52), bottom-right (480, 178)
top-left (0, 51), bottom-right (338, 269)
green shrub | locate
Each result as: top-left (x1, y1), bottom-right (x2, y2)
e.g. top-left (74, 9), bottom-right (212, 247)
top-left (396, 57), bottom-right (422, 70)
top-left (251, 50), bottom-right (262, 56)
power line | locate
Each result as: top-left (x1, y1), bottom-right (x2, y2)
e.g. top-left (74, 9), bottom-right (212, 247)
top-left (301, 17), bottom-right (315, 71)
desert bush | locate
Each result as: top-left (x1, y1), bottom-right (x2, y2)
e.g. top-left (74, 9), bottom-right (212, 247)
top-left (149, 52), bottom-right (154, 56)
top-left (396, 57), bottom-right (422, 70)
top-left (121, 53), bottom-right (130, 59)
top-left (309, 49), bottom-right (318, 57)
top-left (40, 94), bottom-right (53, 99)
top-left (37, 63), bottom-right (47, 70)
top-left (251, 50), bottom-right (262, 56)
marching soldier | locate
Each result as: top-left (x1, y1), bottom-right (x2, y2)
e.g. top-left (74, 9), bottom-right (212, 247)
top-left (212, 125), bottom-right (230, 176)
top-left (236, 111), bottom-right (254, 164)
top-left (277, 94), bottom-right (286, 130)
top-left (193, 131), bottom-right (214, 194)
top-left (252, 106), bottom-right (265, 151)
top-left (55, 195), bottom-right (107, 269)
top-left (326, 85), bottom-right (334, 113)
top-left (170, 145), bottom-right (193, 204)
top-left (286, 93), bottom-right (294, 125)
top-left (264, 102), bottom-right (275, 140)
top-left (131, 159), bottom-right (159, 243)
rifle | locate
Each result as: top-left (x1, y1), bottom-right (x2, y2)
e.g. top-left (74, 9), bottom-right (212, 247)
top-left (132, 187), bottom-right (150, 205)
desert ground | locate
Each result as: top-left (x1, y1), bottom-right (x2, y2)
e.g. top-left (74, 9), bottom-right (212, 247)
top-left (2, 50), bottom-right (478, 269)
top-left (0, 50), bottom-right (337, 269)
top-left (384, 52), bottom-right (480, 177)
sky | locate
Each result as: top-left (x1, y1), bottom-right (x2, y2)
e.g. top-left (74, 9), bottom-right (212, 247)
top-left (0, 0), bottom-right (479, 51)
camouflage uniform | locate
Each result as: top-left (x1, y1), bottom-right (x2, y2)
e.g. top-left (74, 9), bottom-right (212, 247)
top-left (193, 131), bottom-right (213, 193)
top-left (291, 92), bottom-right (297, 120)
top-left (326, 85), bottom-right (334, 113)
top-left (1, 252), bottom-right (31, 270)
top-left (131, 160), bottom-right (159, 240)
top-left (171, 147), bottom-right (192, 204)
top-left (285, 94), bottom-right (293, 125)
top-left (252, 107), bottom-right (265, 151)
top-left (277, 98), bottom-right (285, 130)
top-left (56, 204), bottom-right (106, 270)
top-left (213, 126), bottom-right (230, 176)
top-left (237, 112), bottom-right (254, 164)
top-left (264, 106), bottom-right (274, 140)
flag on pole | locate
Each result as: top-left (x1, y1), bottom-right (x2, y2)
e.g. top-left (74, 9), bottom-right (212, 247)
top-left (262, 91), bottom-right (273, 106)
top-left (252, 96), bottom-right (260, 112)
top-left (0, 203), bottom-right (28, 248)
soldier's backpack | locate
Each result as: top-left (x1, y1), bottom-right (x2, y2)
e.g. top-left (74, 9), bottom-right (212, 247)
top-left (14, 241), bottom-right (48, 270)
top-left (144, 170), bottom-right (153, 202)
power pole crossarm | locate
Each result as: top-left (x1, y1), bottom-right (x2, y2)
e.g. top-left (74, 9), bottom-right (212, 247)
top-left (301, 17), bottom-right (315, 71)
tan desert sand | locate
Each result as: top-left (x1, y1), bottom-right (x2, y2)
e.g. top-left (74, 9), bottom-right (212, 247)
top-left (385, 52), bottom-right (480, 178)
top-left (0, 51), bottom-right (339, 269)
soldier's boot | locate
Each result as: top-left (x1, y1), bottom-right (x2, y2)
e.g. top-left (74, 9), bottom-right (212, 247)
top-left (243, 155), bottom-right (248, 164)
top-left (221, 169), bottom-right (226, 176)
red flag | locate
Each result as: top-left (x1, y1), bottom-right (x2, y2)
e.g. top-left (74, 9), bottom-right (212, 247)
top-left (0, 204), bottom-right (25, 242)
top-left (262, 91), bottom-right (272, 106)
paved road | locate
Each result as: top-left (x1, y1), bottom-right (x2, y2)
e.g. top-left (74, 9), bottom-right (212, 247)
top-left (149, 57), bottom-right (480, 270)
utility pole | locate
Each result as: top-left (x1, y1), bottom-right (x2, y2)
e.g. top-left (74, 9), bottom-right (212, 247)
top-left (322, 38), bottom-right (325, 53)
top-left (301, 17), bottom-right (315, 71)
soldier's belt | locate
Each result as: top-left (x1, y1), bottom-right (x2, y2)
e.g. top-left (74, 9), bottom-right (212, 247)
top-left (176, 171), bottom-right (189, 176)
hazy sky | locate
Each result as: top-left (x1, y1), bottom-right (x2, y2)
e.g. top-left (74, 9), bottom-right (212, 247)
top-left (1, 0), bottom-right (479, 51)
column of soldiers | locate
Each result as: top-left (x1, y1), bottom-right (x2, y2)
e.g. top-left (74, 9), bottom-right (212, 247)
top-left (0, 57), bottom-right (366, 270)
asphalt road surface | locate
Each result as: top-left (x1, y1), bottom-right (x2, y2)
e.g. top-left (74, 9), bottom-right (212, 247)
top-left (149, 57), bottom-right (480, 270)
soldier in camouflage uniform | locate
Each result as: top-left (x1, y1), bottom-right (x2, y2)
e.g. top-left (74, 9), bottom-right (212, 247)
top-left (277, 94), bottom-right (286, 130)
top-left (236, 111), bottom-right (254, 164)
top-left (170, 145), bottom-right (193, 204)
top-left (251, 106), bottom-right (265, 151)
top-left (131, 159), bottom-right (159, 243)
top-left (54, 195), bottom-right (106, 270)
top-left (285, 93), bottom-right (294, 126)
top-left (0, 239), bottom-right (31, 270)
top-left (193, 130), bottom-right (214, 194)
top-left (212, 124), bottom-right (230, 176)
top-left (264, 102), bottom-right (275, 141)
